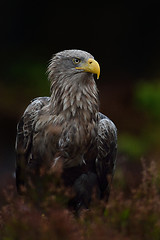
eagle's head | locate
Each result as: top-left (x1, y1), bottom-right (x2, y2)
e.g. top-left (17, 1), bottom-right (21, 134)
top-left (48, 50), bottom-right (100, 86)
top-left (48, 50), bottom-right (100, 116)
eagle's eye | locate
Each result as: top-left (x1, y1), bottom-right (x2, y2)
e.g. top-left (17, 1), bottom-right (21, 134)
top-left (72, 58), bottom-right (81, 64)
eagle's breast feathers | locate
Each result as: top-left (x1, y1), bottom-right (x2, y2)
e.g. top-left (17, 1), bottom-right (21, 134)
top-left (15, 50), bottom-right (117, 208)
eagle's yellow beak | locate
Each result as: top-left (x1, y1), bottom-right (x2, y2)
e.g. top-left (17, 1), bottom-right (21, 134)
top-left (76, 58), bottom-right (100, 79)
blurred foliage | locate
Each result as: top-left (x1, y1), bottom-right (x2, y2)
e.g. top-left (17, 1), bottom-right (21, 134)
top-left (8, 59), bottom-right (50, 95)
top-left (118, 80), bottom-right (160, 159)
top-left (118, 133), bottom-right (148, 158)
top-left (135, 80), bottom-right (160, 120)
top-left (1, 160), bottom-right (160, 240)
top-left (0, 59), bottom-right (50, 116)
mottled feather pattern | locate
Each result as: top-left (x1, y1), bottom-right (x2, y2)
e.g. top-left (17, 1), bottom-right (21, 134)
top-left (15, 50), bottom-right (117, 207)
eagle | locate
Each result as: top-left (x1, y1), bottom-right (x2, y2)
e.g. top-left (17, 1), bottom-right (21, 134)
top-left (15, 49), bottom-right (117, 212)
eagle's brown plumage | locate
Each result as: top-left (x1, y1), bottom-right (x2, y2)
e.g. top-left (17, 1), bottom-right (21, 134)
top-left (15, 50), bottom-right (117, 211)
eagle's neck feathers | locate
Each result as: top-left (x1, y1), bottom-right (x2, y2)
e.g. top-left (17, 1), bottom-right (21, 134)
top-left (41, 72), bottom-right (100, 167)
top-left (49, 73), bottom-right (99, 123)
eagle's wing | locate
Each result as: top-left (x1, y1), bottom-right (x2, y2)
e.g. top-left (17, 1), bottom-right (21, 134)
top-left (15, 97), bottom-right (50, 193)
top-left (96, 112), bottom-right (117, 200)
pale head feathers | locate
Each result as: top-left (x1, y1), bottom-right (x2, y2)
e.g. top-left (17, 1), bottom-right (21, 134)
top-left (47, 50), bottom-right (99, 121)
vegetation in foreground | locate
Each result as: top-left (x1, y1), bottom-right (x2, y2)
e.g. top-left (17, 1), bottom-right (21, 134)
top-left (1, 159), bottom-right (160, 240)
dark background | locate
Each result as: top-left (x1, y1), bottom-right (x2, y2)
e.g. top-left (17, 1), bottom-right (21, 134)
top-left (0, 3), bottom-right (160, 191)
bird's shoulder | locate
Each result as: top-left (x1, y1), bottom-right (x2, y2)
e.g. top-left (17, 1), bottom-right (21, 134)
top-left (23, 97), bottom-right (50, 117)
top-left (22, 97), bottom-right (50, 131)
top-left (96, 112), bottom-right (117, 161)
top-left (98, 112), bottom-right (117, 142)
top-left (15, 97), bottom-right (50, 151)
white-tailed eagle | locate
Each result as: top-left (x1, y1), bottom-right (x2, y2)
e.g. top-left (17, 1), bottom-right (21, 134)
top-left (15, 50), bottom-right (117, 211)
